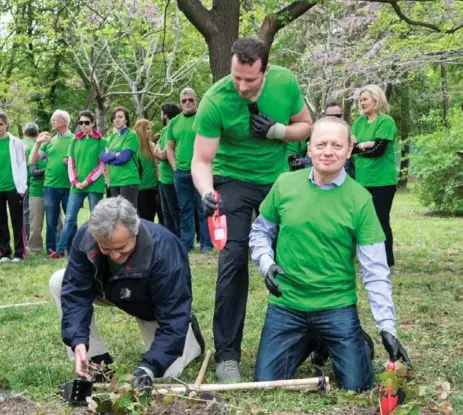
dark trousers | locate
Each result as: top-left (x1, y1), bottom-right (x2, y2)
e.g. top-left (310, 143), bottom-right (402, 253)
top-left (110, 184), bottom-right (139, 208)
top-left (254, 304), bottom-right (373, 391)
top-left (366, 185), bottom-right (396, 267)
top-left (137, 187), bottom-right (157, 222)
top-left (159, 183), bottom-right (180, 237)
top-left (213, 177), bottom-right (272, 363)
top-left (155, 188), bottom-right (164, 226)
top-left (23, 193), bottom-right (30, 239)
top-left (0, 190), bottom-right (26, 259)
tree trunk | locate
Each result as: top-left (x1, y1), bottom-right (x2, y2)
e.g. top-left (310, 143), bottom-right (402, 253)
top-left (343, 96), bottom-right (353, 126)
top-left (95, 94), bottom-right (107, 136)
top-left (397, 80), bottom-right (411, 189)
top-left (440, 63), bottom-right (450, 128)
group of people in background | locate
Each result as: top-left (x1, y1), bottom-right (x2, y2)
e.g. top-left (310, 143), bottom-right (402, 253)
top-left (1, 36), bottom-right (410, 394)
top-left (0, 89), bottom-right (214, 261)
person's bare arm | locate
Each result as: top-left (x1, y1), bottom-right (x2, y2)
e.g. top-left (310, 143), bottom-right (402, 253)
top-left (166, 140), bottom-right (176, 171)
top-left (284, 105), bottom-right (312, 142)
top-left (191, 134), bottom-right (219, 196)
top-left (30, 132), bottom-right (51, 164)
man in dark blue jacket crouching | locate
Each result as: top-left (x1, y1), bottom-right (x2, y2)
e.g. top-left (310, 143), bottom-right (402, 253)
top-left (49, 196), bottom-right (204, 391)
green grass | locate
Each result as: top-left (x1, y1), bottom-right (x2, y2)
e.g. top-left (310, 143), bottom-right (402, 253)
top-left (0, 190), bottom-right (462, 414)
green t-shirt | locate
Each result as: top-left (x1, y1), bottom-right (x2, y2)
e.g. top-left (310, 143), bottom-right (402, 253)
top-left (193, 65), bottom-right (305, 184)
top-left (259, 168), bottom-right (385, 313)
top-left (352, 114), bottom-right (398, 187)
top-left (158, 128), bottom-right (174, 185)
top-left (167, 113), bottom-right (196, 172)
top-left (29, 158), bottom-right (47, 197)
top-left (0, 138), bottom-right (15, 192)
top-left (69, 136), bottom-right (107, 194)
top-left (22, 137), bottom-right (35, 186)
top-left (139, 150), bottom-right (158, 190)
top-left (107, 128), bottom-right (140, 187)
top-left (286, 140), bottom-right (307, 157)
top-left (42, 133), bottom-right (74, 189)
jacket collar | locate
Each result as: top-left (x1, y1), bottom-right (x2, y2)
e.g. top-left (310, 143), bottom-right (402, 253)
top-left (79, 221), bottom-right (154, 271)
top-left (75, 130), bottom-right (102, 140)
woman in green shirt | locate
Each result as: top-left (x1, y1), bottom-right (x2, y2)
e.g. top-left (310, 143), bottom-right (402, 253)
top-left (0, 111), bottom-right (28, 263)
top-left (101, 106), bottom-right (140, 207)
top-left (351, 85), bottom-right (398, 267)
top-left (134, 119), bottom-right (161, 222)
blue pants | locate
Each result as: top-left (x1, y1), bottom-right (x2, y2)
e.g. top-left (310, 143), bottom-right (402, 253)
top-left (254, 304), bottom-right (373, 391)
top-left (44, 187), bottom-right (71, 253)
top-left (173, 169), bottom-right (211, 251)
top-left (159, 183), bottom-right (180, 237)
top-left (56, 192), bottom-right (103, 254)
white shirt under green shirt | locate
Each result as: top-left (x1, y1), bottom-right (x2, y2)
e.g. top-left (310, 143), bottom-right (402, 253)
top-left (249, 167), bottom-right (397, 336)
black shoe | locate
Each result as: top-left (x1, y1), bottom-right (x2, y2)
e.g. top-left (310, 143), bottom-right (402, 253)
top-left (310, 341), bottom-right (329, 367)
top-left (190, 312), bottom-right (205, 355)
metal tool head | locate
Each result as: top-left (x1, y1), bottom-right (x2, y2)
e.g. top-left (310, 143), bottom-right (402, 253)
top-left (61, 378), bottom-right (93, 405)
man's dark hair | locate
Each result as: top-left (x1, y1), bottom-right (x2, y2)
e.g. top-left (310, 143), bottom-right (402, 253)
top-left (161, 103), bottom-right (181, 121)
top-left (231, 37), bottom-right (269, 72)
top-left (324, 102), bottom-right (341, 111)
top-left (78, 110), bottom-right (95, 124)
top-left (111, 106), bottom-right (131, 126)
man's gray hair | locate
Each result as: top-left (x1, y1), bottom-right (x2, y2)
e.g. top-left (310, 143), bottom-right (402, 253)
top-left (88, 196), bottom-right (140, 239)
top-left (310, 116), bottom-right (351, 144)
top-left (180, 87), bottom-right (196, 98)
top-left (52, 109), bottom-right (71, 127)
top-left (24, 122), bottom-right (39, 137)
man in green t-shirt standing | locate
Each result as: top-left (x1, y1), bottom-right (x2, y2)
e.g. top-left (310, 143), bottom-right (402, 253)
top-left (192, 37), bottom-right (312, 382)
top-left (167, 88), bottom-right (212, 253)
top-left (30, 110), bottom-right (74, 255)
top-left (249, 116), bottom-right (410, 390)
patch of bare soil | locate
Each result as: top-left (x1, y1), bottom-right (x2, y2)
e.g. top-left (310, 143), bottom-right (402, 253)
top-left (148, 398), bottom-right (227, 414)
top-left (0, 397), bottom-right (37, 415)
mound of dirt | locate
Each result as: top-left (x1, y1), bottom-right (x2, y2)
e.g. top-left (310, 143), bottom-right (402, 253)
top-left (0, 397), bottom-right (37, 415)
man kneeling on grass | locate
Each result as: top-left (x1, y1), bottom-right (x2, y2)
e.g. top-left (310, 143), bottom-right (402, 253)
top-left (249, 116), bottom-right (410, 391)
top-left (49, 196), bottom-right (204, 391)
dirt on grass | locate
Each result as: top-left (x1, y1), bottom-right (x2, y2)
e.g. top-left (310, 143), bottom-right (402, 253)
top-left (0, 397), bottom-right (38, 415)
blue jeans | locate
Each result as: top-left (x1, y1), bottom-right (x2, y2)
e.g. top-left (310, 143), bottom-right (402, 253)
top-left (174, 170), bottom-right (212, 251)
top-left (254, 304), bottom-right (373, 391)
top-left (44, 187), bottom-right (71, 253)
top-left (159, 183), bottom-right (180, 237)
top-left (56, 192), bottom-right (103, 254)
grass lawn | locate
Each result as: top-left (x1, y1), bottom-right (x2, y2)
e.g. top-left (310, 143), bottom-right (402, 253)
top-left (0, 189), bottom-right (462, 414)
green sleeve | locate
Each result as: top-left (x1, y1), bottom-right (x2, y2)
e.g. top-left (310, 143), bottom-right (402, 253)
top-left (375, 116), bottom-right (397, 142)
top-left (259, 179), bottom-right (281, 224)
top-left (356, 199), bottom-right (386, 246)
top-left (100, 138), bottom-right (107, 154)
top-left (290, 73), bottom-right (305, 116)
top-left (193, 97), bottom-right (222, 139)
top-left (40, 142), bottom-right (49, 154)
top-left (126, 130), bottom-right (139, 152)
top-left (68, 139), bottom-right (76, 158)
top-left (166, 118), bottom-right (176, 142)
top-left (351, 118), bottom-right (360, 138)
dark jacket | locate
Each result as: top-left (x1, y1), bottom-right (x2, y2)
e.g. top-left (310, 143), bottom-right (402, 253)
top-left (61, 220), bottom-right (192, 377)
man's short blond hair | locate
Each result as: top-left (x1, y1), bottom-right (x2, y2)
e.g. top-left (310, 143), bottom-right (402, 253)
top-left (359, 85), bottom-right (389, 114)
top-left (309, 116), bottom-right (351, 145)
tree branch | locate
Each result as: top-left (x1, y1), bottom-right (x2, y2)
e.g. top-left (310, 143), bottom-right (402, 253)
top-left (259, 1), bottom-right (317, 47)
top-left (368, 0), bottom-right (463, 33)
top-left (177, 0), bottom-right (216, 40)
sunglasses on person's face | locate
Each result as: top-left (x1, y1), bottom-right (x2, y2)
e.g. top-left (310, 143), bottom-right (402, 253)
top-left (327, 113), bottom-right (343, 118)
top-left (78, 120), bottom-right (91, 126)
top-left (181, 98), bottom-right (195, 104)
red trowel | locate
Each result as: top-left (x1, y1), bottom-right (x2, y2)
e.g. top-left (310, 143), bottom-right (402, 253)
top-left (379, 362), bottom-right (406, 415)
top-left (207, 192), bottom-right (227, 251)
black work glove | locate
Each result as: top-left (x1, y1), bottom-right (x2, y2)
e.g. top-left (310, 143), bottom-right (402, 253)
top-left (250, 113), bottom-right (286, 140)
top-left (381, 331), bottom-right (411, 365)
top-left (264, 264), bottom-right (284, 297)
top-left (202, 190), bottom-right (220, 217)
top-left (132, 366), bottom-right (154, 393)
